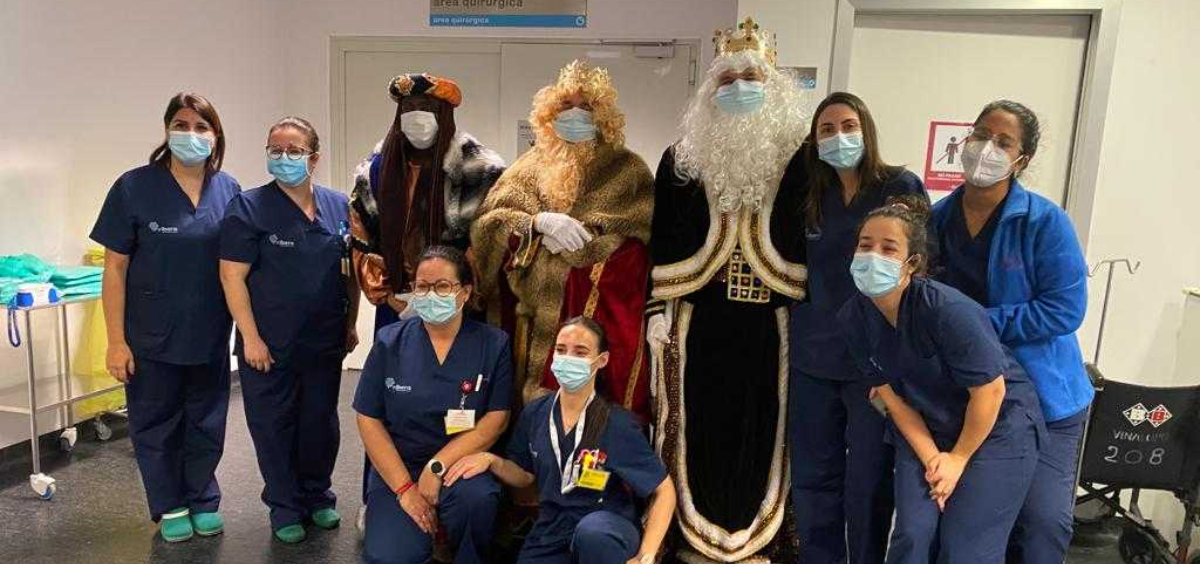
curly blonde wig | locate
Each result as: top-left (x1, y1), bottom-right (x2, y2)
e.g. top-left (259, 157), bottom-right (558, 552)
top-left (527, 60), bottom-right (627, 211)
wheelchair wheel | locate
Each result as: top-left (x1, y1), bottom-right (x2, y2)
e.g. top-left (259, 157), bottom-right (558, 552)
top-left (1118, 522), bottom-right (1171, 564)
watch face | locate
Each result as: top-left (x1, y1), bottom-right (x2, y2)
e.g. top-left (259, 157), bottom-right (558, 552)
top-left (430, 461), bottom-right (444, 475)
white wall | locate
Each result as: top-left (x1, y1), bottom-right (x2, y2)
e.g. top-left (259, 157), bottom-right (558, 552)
top-left (0, 0), bottom-right (738, 450)
top-left (742, 0), bottom-right (1200, 543)
top-left (1082, 0), bottom-right (1200, 537)
top-left (282, 0), bottom-right (738, 189)
top-left (738, 0), bottom-right (837, 98)
top-left (0, 0), bottom-right (282, 449)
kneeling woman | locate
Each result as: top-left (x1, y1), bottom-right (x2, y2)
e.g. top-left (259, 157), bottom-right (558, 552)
top-left (448, 317), bottom-right (676, 564)
top-left (838, 197), bottom-right (1044, 563)
top-left (353, 245), bottom-right (513, 564)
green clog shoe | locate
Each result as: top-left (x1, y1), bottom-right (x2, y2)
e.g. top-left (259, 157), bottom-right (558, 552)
top-left (274, 524), bottom-right (307, 544)
top-left (160, 508), bottom-right (194, 543)
top-left (191, 512), bottom-right (224, 536)
top-left (311, 508), bottom-right (341, 530)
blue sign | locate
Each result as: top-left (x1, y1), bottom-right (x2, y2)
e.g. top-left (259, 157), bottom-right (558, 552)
top-left (430, 14), bottom-right (586, 27)
top-left (430, 0), bottom-right (587, 28)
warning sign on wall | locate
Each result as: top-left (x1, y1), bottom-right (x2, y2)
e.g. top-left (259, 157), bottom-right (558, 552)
top-left (923, 121), bottom-right (974, 191)
top-left (517, 120), bottom-right (536, 158)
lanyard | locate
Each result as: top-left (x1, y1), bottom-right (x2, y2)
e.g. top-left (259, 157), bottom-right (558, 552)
top-left (548, 390), bottom-right (594, 495)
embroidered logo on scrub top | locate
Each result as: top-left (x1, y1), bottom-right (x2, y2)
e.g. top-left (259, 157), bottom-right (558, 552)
top-left (148, 221), bottom-right (179, 234)
top-left (384, 377), bottom-right (411, 393)
top-left (268, 233), bottom-right (296, 248)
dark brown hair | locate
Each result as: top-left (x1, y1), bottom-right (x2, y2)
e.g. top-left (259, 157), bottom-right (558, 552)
top-left (268, 116), bottom-right (320, 153)
top-left (415, 245), bottom-right (473, 287)
top-left (149, 92), bottom-right (226, 173)
top-left (803, 92), bottom-right (904, 225)
top-left (377, 96), bottom-right (458, 292)
top-left (558, 316), bottom-right (611, 452)
top-left (859, 194), bottom-right (932, 275)
top-left (974, 100), bottom-right (1040, 178)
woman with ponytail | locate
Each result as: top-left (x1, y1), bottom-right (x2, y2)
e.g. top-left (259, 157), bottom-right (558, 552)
top-left (447, 317), bottom-right (676, 564)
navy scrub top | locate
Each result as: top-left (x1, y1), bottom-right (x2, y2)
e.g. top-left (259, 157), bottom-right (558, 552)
top-left (220, 182), bottom-right (350, 359)
top-left (933, 193), bottom-right (1007, 305)
top-left (838, 277), bottom-right (1043, 459)
top-left (353, 317), bottom-right (514, 476)
top-left (90, 163), bottom-right (241, 365)
top-left (792, 167), bottom-right (928, 382)
top-left (507, 393), bottom-right (667, 549)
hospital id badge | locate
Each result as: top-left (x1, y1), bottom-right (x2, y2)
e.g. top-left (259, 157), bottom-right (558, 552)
top-left (576, 467), bottom-right (610, 491)
top-left (445, 409), bottom-right (476, 435)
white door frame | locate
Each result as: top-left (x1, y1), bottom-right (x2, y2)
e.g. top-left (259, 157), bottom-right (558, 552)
top-left (328, 36), bottom-right (701, 188)
top-left (828, 0), bottom-right (1123, 250)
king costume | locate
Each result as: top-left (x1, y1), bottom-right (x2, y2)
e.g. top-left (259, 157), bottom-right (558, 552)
top-left (648, 18), bottom-right (809, 563)
top-left (471, 61), bottom-right (655, 419)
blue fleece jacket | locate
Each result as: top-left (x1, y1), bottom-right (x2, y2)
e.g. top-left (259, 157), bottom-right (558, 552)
top-left (931, 180), bottom-right (1093, 422)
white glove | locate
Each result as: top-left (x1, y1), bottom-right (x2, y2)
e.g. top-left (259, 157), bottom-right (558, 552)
top-left (542, 235), bottom-right (566, 255)
top-left (534, 212), bottom-right (593, 253)
top-left (395, 292), bottom-right (418, 320)
top-left (647, 313), bottom-right (669, 356)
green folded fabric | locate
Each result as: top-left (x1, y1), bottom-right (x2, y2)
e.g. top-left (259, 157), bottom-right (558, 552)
top-left (51, 266), bottom-right (103, 286)
top-left (60, 282), bottom-right (103, 297)
top-left (0, 255), bottom-right (53, 283)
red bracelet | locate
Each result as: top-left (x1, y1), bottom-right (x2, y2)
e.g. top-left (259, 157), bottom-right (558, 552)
top-left (394, 481), bottom-right (415, 496)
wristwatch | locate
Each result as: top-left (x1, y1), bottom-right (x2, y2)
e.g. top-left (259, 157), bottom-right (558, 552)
top-left (428, 459), bottom-right (446, 478)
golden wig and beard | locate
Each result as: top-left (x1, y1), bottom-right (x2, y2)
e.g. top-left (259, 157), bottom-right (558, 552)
top-left (527, 60), bottom-right (627, 212)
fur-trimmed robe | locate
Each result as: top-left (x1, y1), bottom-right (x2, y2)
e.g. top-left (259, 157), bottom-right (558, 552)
top-left (350, 132), bottom-right (505, 305)
top-left (471, 143), bottom-right (654, 417)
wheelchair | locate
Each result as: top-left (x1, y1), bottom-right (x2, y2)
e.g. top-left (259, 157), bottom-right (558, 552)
top-left (1076, 363), bottom-right (1200, 564)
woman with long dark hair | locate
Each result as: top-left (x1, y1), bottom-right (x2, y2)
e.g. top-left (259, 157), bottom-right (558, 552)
top-left (784, 92), bottom-right (928, 564)
top-left (91, 92), bottom-right (240, 542)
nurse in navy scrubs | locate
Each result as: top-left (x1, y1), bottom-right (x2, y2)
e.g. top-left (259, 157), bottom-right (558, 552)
top-left (929, 100), bottom-right (1091, 564)
top-left (91, 92), bottom-right (240, 543)
top-left (448, 317), bottom-right (676, 564)
top-left (353, 245), bottom-right (512, 564)
top-left (219, 116), bottom-right (360, 543)
top-left (784, 91), bottom-right (927, 564)
top-left (838, 196), bottom-right (1044, 563)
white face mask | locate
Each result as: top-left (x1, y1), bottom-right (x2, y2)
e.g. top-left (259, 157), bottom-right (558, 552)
top-left (961, 139), bottom-right (1018, 188)
top-left (400, 110), bottom-right (439, 150)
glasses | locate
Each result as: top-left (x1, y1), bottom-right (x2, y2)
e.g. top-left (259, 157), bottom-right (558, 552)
top-left (265, 146), bottom-right (314, 161)
top-left (409, 280), bottom-right (461, 297)
top-left (967, 128), bottom-right (1021, 153)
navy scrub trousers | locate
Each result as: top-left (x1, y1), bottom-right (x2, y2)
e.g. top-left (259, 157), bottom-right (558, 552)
top-left (220, 181), bottom-right (352, 530)
top-left (90, 163), bottom-right (242, 520)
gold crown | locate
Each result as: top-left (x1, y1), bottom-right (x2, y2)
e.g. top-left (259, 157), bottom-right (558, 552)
top-left (714, 17), bottom-right (777, 67)
top-left (556, 60), bottom-right (613, 91)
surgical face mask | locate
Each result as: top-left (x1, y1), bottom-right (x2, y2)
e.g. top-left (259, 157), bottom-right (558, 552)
top-left (551, 354), bottom-right (595, 392)
top-left (818, 132), bottom-right (865, 170)
top-left (961, 140), bottom-right (1018, 188)
top-left (851, 252), bottom-right (905, 298)
top-left (400, 110), bottom-right (439, 150)
top-left (410, 293), bottom-right (461, 325)
top-left (714, 79), bottom-right (766, 115)
top-left (268, 155), bottom-right (310, 187)
top-left (553, 108), bottom-right (597, 144)
top-left (168, 131), bottom-right (213, 166)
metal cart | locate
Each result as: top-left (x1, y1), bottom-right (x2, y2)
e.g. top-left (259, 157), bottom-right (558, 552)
top-left (0, 295), bottom-right (124, 499)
